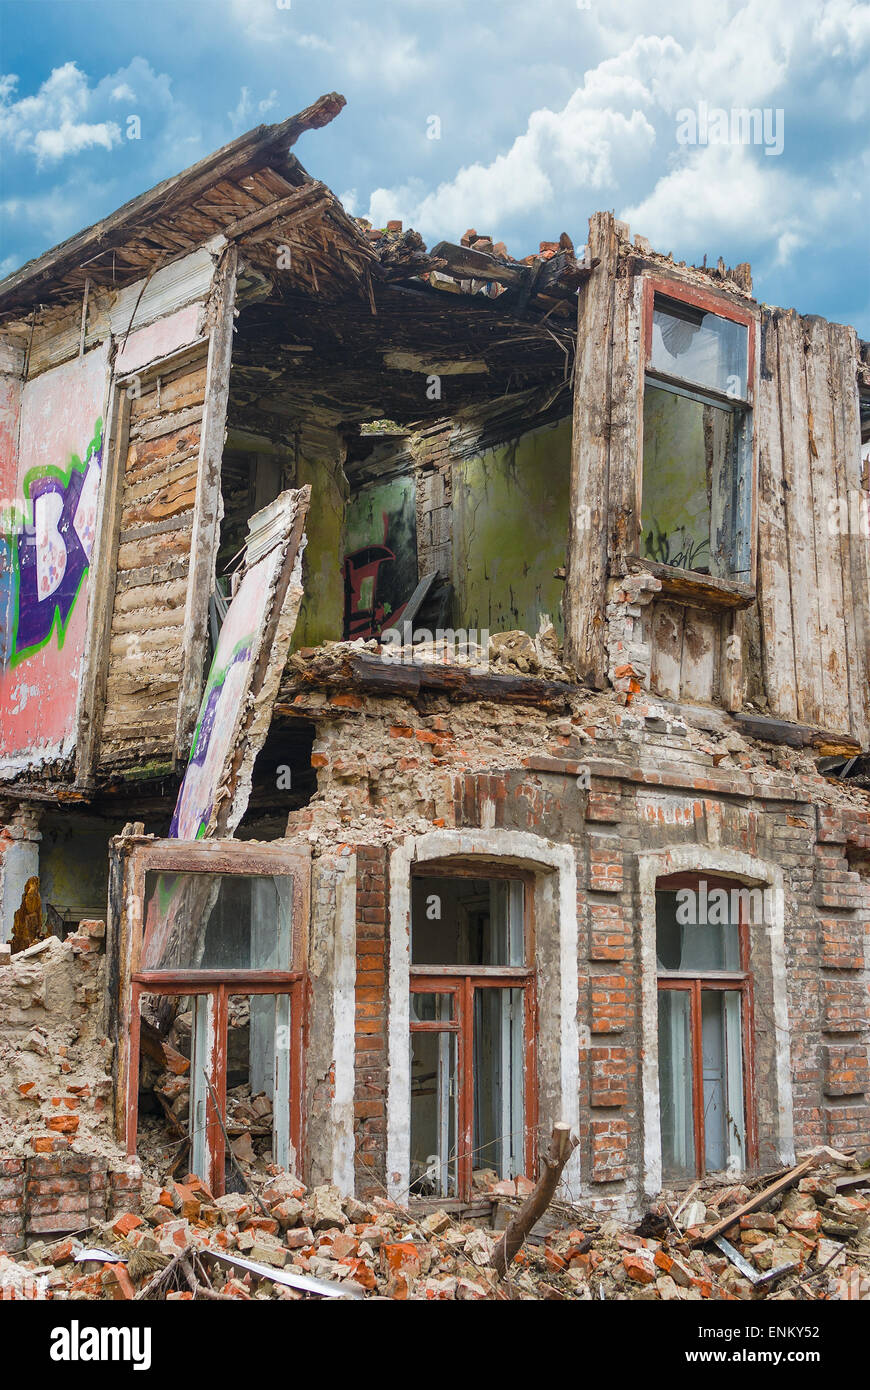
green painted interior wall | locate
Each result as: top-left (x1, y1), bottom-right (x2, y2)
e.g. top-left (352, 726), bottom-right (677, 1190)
top-left (452, 416), bottom-right (571, 637)
top-left (292, 454), bottom-right (346, 649)
top-left (39, 817), bottom-right (112, 924)
top-left (641, 386), bottom-right (711, 571)
top-left (343, 475), bottom-right (418, 638)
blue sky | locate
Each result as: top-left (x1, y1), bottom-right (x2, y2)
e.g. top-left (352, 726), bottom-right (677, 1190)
top-left (1, 0), bottom-right (868, 334)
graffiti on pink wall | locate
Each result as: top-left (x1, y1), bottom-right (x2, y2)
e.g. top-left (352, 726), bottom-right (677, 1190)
top-left (5, 420), bottom-right (102, 663)
top-left (0, 346), bottom-right (108, 766)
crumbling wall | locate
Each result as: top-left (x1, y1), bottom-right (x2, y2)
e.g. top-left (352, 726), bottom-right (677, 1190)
top-left (281, 674), bottom-right (870, 1212)
top-left (0, 924), bottom-right (143, 1252)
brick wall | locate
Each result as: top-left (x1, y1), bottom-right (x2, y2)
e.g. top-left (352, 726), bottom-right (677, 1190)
top-left (0, 1154), bottom-right (141, 1255)
top-left (353, 846), bottom-right (389, 1197)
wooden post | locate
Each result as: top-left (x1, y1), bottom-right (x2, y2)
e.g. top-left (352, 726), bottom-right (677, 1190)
top-left (563, 212), bottom-right (619, 687)
top-left (491, 1122), bottom-right (579, 1279)
top-left (174, 243), bottom-right (238, 761)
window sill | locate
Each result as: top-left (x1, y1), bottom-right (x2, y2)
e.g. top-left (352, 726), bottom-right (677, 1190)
top-left (626, 556), bottom-right (755, 611)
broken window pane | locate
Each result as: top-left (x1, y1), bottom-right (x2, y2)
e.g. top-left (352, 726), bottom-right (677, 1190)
top-left (410, 875), bottom-right (524, 966)
top-left (655, 888), bottom-right (741, 972)
top-left (473, 987), bottom-right (525, 1181)
top-left (650, 295), bottom-right (749, 399)
top-left (141, 871), bottom-right (293, 972)
top-left (641, 385), bottom-right (747, 579)
top-left (410, 1028), bottom-right (458, 1197)
top-left (658, 989), bottom-right (695, 1179)
top-left (224, 994), bottom-right (290, 1184)
top-left (410, 992), bottom-right (454, 1023)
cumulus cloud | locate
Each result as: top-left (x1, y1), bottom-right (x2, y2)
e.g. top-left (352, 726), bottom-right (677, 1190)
top-left (0, 62), bottom-right (122, 165)
top-left (366, 95), bottom-right (656, 239)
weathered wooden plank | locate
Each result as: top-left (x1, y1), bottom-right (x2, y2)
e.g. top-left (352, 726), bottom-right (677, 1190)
top-left (123, 453), bottom-right (199, 507)
top-left (564, 212), bottom-right (619, 685)
top-left (112, 577), bottom-right (189, 615)
top-left (129, 364), bottom-right (207, 424)
top-left (778, 311), bottom-right (824, 726)
top-left (680, 607), bottom-right (718, 704)
top-left (175, 242), bottom-right (238, 759)
top-left (109, 630), bottom-right (190, 663)
top-left (649, 601), bottom-right (684, 701)
top-left (117, 525), bottom-right (192, 570)
top-left (803, 316), bottom-right (850, 731)
top-left (124, 423), bottom-right (201, 479)
top-left (129, 403), bottom-right (204, 442)
top-left (114, 558), bottom-right (190, 593)
top-left (755, 312), bottom-right (799, 720)
top-left (110, 602), bottom-right (186, 636)
top-left (120, 474), bottom-right (199, 529)
top-left (733, 711), bottom-right (861, 754)
top-left (829, 323), bottom-right (870, 744)
top-left (608, 269), bottom-right (642, 572)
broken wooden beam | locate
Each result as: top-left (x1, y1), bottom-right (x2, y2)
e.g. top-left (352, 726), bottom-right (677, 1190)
top-left (733, 713), bottom-right (862, 756)
top-left (695, 1155), bottom-right (819, 1244)
top-left (278, 649), bottom-right (580, 711)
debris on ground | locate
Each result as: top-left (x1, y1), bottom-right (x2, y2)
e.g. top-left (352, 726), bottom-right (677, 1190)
top-left (2, 1150), bottom-right (868, 1300)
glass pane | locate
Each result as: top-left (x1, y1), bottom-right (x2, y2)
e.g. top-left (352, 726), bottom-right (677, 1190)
top-left (650, 296), bottom-right (749, 398)
top-left (702, 990), bottom-right (746, 1175)
top-left (142, 871), bottom-right (293, 971)
top-left (658, 989), bottom-right (695, 1179)
top-left (473, 988), bottom-right (526, 1182)
top-left (410, 992), bottom-right (454, 1023)
top-left (656, 886), bottom-right (741, 972)
top-left (641, 385), bottom-right (742, 579)
top-left (410, 1030), bottom-right (458, 1197)
top-left (411, 875), bottom-right (524, 966)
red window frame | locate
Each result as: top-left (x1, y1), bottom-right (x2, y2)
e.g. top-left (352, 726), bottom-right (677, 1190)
top-left (114, 838), bottom-right (310, 1196)
top-left (409, 864), bottom-right (538, 1201)
top-left (655, 872), bottom-right (757, 1179)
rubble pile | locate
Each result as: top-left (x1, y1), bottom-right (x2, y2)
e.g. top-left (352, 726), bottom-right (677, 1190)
top-left (1, 1153), bottom-right (867, 1301)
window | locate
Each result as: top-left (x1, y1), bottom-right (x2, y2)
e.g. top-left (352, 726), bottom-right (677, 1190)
top-left (119, 841), bottom-right (309, 1195)
top-left (409, 869), bottom-right (536, 1200)
top-left (641, 281), bottom-right (755, 585)
top-left (656, 875), bottom-right (755, 1180)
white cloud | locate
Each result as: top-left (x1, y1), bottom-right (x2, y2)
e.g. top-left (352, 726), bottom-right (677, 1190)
top-left (0, 61), bottom-right (123, 165)
top-left (364, 80), bottom-right (656, 240)
top-left (110, 82), bottom-right (135, 102)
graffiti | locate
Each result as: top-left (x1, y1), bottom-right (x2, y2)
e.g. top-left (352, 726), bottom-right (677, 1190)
top-left (1, 419), bottom-right (102, 667)
top-left (343, 491), bottom-right (416, 640)
top-left (343, 530), bottom-right (407, 639)
top-left (169, 635), bottom-right (254, 840)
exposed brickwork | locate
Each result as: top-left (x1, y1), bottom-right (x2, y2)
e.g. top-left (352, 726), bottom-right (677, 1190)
top-left (353, 846), bottom-right (388, 1197)
top-left (0, 1154), bottom-right (141, 1254)
top-left (822, 1043), bottom-right (870, 1097)
top-left (589, 1046), bottom-right (633, 1108)
top-left (590, 1117), bottom-right (629, 1182)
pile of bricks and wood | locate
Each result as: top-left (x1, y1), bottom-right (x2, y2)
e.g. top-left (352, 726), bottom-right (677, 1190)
top-left (1, 1136), bottom-right (867, 1301)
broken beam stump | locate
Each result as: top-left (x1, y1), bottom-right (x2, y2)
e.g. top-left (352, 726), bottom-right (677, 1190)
top-left (492, 1123), bottom-right (578, 1279)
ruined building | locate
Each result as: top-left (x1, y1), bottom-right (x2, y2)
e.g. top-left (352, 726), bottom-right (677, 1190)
top-left (1, 94), bottom-right (869, 1235)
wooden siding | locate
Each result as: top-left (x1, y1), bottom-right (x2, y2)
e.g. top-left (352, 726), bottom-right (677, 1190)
top-left (99, 352), bottom-right (208, 771)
